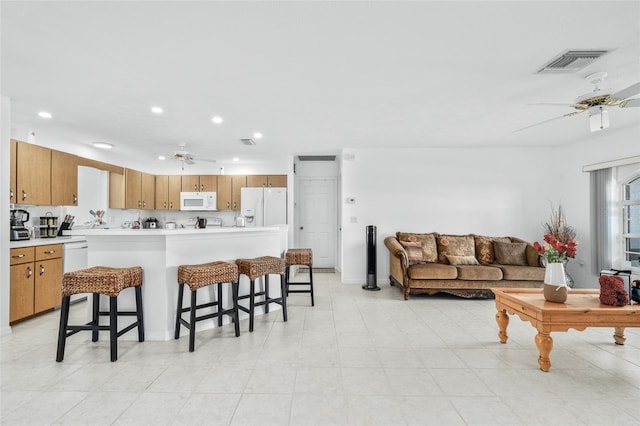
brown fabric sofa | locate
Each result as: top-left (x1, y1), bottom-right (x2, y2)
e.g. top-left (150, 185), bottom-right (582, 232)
top-left (384, 232), bottom-right (544, 300)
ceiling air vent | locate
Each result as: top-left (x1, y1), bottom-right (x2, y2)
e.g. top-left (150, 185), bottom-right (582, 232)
top-left (240, 138), bottom-right (256, 146)
top-left (297, 155), bottom-right (336, 161)
top-left (537, 50), bottom-right (610, 74)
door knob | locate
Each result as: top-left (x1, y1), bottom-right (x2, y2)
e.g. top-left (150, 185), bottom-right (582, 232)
top-left (300, 226), bottom-right (304, 230)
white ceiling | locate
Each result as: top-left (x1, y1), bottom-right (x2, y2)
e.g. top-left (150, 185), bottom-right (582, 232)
top-left (2, 1), bottom-right (639, 171)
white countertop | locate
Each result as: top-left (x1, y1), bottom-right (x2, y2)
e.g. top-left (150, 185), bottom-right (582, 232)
top-left (63, 226), bottom-right (283, 237)
top-left (9, 236), bottom-right (88, 249)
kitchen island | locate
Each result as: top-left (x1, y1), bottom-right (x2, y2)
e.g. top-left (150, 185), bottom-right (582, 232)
top-left (64, 226), bottom-right (288, 340)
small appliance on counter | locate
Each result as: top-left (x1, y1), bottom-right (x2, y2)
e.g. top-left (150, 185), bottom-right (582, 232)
top-left (235, 216), bottom-right (246, 227)
top-left (143, 217), bottom-right (159, 229)
top-left (10, 209), bottom-right (31, 241)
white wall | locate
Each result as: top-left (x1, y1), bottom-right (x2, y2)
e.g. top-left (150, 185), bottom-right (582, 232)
top-left (340, 124), bottom-right (640, 288)
top-left (1, 96), bottom-right (11, 335)
top-left (340, 147), bottom-right (561, 285)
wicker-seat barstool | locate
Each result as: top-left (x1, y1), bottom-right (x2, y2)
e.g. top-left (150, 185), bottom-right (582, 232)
top-left (235, 256), bottom-right (287, 332)
top-left (285, 248), bottom-right (314, 306)
top-left (175, 261), bottom-right (240, 352)
top-left (56, 266), bottom-right (144, 362)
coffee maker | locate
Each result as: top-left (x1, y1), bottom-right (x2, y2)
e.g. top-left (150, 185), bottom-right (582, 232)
top-left (10, 209), bottom-right (31, 241)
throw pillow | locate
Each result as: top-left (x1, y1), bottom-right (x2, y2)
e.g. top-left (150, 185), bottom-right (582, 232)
top-left (474, 235), bottom-right (511, 264)
top-left (446, 255), bottom-right (479, 265)
top-left (396, 232), bottom-right (438, 263)
top-left (437, 234), bottom-right (475, 264)
top-left (493, 241), bottom-right (528, 265)
top-left (400, 241), bottom-right (423, 265)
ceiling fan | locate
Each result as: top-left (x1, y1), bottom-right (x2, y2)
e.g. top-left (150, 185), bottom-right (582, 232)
top-left (169, 144), bottom-right (216, 170)
top-left (518, 72), bottom-right (640, 132)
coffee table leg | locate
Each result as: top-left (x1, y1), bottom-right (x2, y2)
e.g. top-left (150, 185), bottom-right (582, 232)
top-left (495, 309), bottom-right (509, 343)
top-left (614, 327), bottom-right (626, 345)
top-left (535, 332), bottom-right (553, 372)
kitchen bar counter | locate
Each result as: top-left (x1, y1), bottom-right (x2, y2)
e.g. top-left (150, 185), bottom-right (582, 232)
top-left (9, 236), bottom-right (88, 249)
top-left (63, 226), bottom-right (288, 341)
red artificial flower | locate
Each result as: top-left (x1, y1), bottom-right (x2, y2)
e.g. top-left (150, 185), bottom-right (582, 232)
top-left (533, 241), bottom-right (545, 255)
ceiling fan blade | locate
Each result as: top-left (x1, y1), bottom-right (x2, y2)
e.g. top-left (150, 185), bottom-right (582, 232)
top-left (184, 158), bottom-right (195, 165)
top-left (611, 82), bottom-right (640, 100)
top-left (621, 98), bottom-right (640, 108)
top-left (197, 158), bottom-right (217, 163)
top-left (513, 110), bottom-right (583, 133)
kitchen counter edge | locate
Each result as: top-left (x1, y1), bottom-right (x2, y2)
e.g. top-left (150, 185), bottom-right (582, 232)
top-left (10, 236), bottom-right (88, 249)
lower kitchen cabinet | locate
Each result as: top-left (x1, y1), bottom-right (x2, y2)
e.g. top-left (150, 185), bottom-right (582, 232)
top-left (9, 244), bottom-right (63, 323)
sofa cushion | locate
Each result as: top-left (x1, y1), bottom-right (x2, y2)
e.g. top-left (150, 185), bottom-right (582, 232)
top-left (397, 232), bottom-right (438, 263)
top-left (446, 255), bottom-right (479, 265)
top-left (474, 235), bottom-right (511, 264)
top-left (494, 242), bottom-right (528, 266)
top-left (400, 241), bottom-right (423, 265)
top-left (456, 265), bottom-right (503, 281)
top-left (408, 263), bottom-right (457, 280)
top-left (437, 234), bottom-right (475, 264)
top-left (497, 265), bottom-right (545, 281)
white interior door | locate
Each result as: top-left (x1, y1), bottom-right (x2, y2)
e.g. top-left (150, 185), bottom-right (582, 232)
top-left (297, 178), bottom-right (337, 269)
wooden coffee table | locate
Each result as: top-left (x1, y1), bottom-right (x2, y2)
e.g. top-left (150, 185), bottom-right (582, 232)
top-left (492, 288), bottom-right (640, 372)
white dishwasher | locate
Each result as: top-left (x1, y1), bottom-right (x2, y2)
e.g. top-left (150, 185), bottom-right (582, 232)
top-left (63, 240), bottom-right (89, 302)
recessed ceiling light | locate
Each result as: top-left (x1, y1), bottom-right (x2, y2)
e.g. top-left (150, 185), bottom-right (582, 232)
top-left (151, 106), bottom-right (163, 114)
top-left (253, 132), bottom-right (263, 139)
top-left (38, 111), bottom-right (52, 119)
top-left (233, 157), bottom-right (239, 162)
top-left (93, 142), bottom-right (113, 149)
top-left (158, 155), bottom-right (166, 160)
top-left (212, 116), bottom-right (223, 124)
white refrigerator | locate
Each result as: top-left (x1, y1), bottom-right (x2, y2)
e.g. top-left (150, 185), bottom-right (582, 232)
top-left (240, 187), bottom-right (287, 226)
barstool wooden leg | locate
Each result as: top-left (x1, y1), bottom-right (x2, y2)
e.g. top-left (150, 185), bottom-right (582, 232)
top-left (232, 281), bottom-right (240, 337)
top-left (280, 274), bottom-right (288, 322)
top-left (217, 282), bottom-right (223, 327)
top-left (264, 275), bottom-right (270, 314)
top-left (135, 286), bottom-right (145, 342)
top-left (175, 283), bottom-right (185, 339)
top-left (92, 293), bottom-right (100, 342)
top-left (249, 279), bottom-right (255, 332)
top-left (109, 296), bottom-right (118, 362)
top-left (285, 266), bottom-right (290, 297)
top-left (56, 296), bottom-right (71, 362)
top-left (189, 290), bottom-right (197, 352)
top-left (309, 267), bottom-right (315, 307)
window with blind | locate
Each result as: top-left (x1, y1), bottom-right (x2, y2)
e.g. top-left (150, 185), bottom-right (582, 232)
top-left (622, 175), bottom-right (640, 268)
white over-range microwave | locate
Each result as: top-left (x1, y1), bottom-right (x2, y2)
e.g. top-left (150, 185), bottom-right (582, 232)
top-left (180, 192), bottom-right (217, 211)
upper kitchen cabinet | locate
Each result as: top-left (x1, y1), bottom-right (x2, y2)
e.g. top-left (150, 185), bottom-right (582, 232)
top-left (155, 175), bottom-right (181, 210)
top-left (125, 169), bottom-right (155, 210)
top-left (10, 139), bottom-right (16, 203)
top-left (15, 140), bottom-right (51, 205)
top-left (267, 175), bottom-right (287, 188)
top-left (51, 150), bottom-right (79, 206)
top-left (246, 174), bottom-right (287, 188)
top-left (217, 175), bottom-right (246, 210)
top-left (181, 175), bottom-right (218, 192)
top-left (109, 172), bottom-right (125, 209)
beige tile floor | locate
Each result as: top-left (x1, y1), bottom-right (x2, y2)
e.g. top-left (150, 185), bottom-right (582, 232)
top-left (2, 272), bottom-right (639, 425)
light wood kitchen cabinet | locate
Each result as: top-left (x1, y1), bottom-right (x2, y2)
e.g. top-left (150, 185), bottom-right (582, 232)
top-left (51, 150), bottom-right (79, 206)
top-left (181, 175), bottom-right (218, 192)
top-left (10, 139), bottom-right (16, 203)
top-left (217, 175), bottom-right (246, 210)
top-left (125, 169), bottom-right (155, 209)
top-left (9, 244), bottom-right (62, 323)
top-left (15, 140), bottom-right (52, 205)
top-left (155, 175), bottom-right (182, 210)
top-left (109, 172), bottom-right (125, 209)
top-left (246, 175), bottom-right (287, 188)
top-left (267, 175), bottom-right (287, 188)
top-left (246, 175), bottom-right (268, 188)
